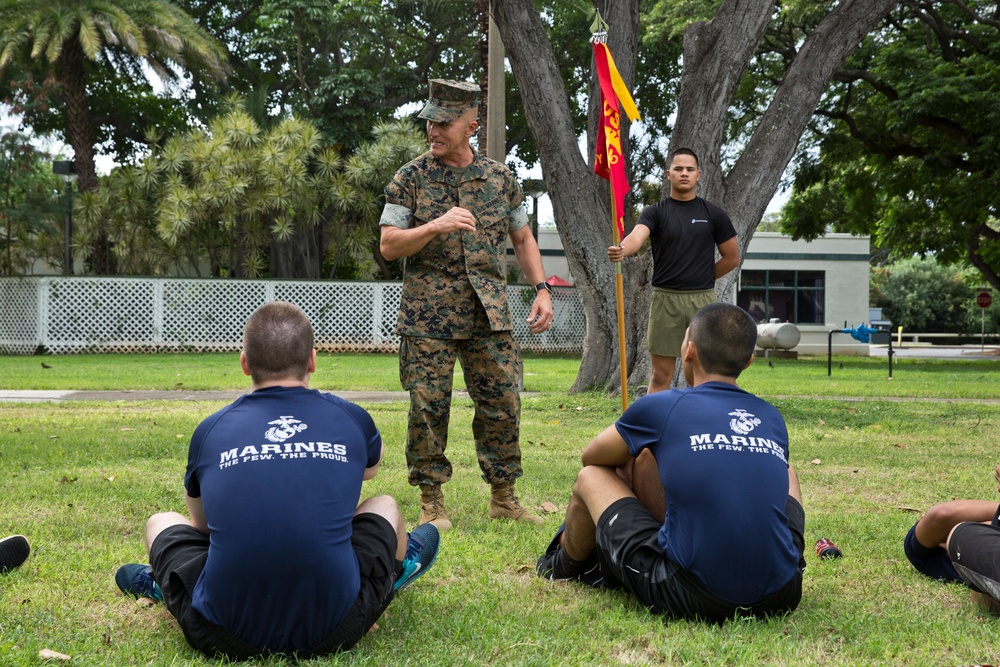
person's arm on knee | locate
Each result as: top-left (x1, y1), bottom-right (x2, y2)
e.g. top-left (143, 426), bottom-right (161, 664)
top-left (917, 500), bottom-right (998, 548)
top-left (186, 493), bottom-right (208, 535)
top-left (363, 445), bottom-right (384, 481)
top-left (788, 465), bottom-right (801, 505)
top-left (582, 424), bottom-right (631, 468)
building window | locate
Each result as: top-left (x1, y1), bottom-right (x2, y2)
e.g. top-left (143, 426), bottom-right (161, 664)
top-left (738, 270), bottom-right (825, 324)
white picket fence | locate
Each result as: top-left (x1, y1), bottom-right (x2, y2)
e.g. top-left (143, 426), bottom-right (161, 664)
top-left (0, 277), bottom-right (585, 355)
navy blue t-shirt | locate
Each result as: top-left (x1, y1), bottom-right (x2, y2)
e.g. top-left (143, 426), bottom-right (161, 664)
top-left (638, 196), bottom-right (737, 290)
top-left (615, 382), bottom-right (799, 603)
top-left (184, 386), bottom-right (382, 653)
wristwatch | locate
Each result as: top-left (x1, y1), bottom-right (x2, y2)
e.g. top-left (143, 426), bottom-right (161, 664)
top-left (534, 281), bottom-right (552, 294)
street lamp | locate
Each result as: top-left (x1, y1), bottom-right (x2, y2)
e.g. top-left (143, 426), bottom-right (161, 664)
top-left (52, 160), bottom-right (77, 276)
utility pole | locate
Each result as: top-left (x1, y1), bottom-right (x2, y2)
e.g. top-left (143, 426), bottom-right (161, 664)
top-left (486, 10), bottom-right (505, 161)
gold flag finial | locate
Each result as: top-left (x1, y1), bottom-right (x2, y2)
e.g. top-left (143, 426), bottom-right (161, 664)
top-left (590, 9), bottom-right (609, 44)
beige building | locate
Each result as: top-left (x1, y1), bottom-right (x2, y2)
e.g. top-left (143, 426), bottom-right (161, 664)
top-left (739, 232), bottom-right (872, 355)
top-left (510, 228), bottom-right (873, 356)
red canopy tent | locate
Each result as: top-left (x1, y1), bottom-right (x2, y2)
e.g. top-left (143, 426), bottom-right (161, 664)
top-left (546, 275), bottom-right (573, 287)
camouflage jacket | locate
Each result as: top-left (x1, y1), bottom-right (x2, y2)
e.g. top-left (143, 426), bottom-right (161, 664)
top-left (382, 151), bottom-right (527, 338)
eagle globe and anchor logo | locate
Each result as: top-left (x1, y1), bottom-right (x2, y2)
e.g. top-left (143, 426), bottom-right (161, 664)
top-left (728, 408), bottom-right (761, 435)
top-left (265, 416), bottom-right (308, 443)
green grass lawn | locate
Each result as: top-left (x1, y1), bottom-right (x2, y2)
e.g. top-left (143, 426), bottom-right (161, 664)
top-left (0, 352), bottom-right (584, 395)
top-left (1, 353), bottom-right (1000, 665)
top-left (2, 352), bottom-right (996, 399)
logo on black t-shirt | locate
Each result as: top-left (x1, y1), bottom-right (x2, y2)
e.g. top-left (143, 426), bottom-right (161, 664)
top-left (264, 415), bottom-right (308, 443)
top-left (728, 409), bottom-right (761, 435)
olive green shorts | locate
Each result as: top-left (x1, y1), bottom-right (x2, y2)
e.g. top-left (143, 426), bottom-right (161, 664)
top-left (647, 287), bottom-right (716, 358)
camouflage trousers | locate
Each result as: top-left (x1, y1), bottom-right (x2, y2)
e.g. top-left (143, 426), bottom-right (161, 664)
top-left (399, 333), bottom-right (522, 488)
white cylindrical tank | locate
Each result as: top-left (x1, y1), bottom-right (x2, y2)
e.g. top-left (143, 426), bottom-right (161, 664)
top-left (756, 320), bottom-right (801, 350)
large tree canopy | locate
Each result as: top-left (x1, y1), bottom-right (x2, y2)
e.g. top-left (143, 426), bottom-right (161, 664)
top-left (1, 0), bottom-right (492, 278)
top-left (0, 0), bottom-right (228, 273)
top-left (494, 0), bottom-right (898, 394)
top-left (78, 103), bottom-right (425, 279)
top-left (0, 130), bottom-right (63, 275)
top-left (780, 0), bottom-right (1000, 291)
top-left (174, 0), bottom-right (482, 145)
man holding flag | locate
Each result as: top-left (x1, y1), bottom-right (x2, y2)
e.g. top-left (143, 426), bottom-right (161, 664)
top-left (592, 30), bottom-right (640, 410)
top-left (608, 147), bottom-right (739, 394)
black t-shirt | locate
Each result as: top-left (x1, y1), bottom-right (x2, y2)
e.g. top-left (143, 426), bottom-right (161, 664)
top-left (638, 196), bottom-right (737, 290)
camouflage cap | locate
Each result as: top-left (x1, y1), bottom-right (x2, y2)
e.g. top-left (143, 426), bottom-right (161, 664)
top-left (417, 79), bottom-right (481, 123)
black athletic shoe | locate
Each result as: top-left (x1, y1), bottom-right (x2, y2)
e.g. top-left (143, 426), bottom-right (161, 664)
top-left (0, 535), bottom-right (30, 574)
top-left (536, 546), bottom-right (577, 581)
top-left (536, 522), bottom-right (590, 582)
top-left (536, 524), bottom-right (616, 588)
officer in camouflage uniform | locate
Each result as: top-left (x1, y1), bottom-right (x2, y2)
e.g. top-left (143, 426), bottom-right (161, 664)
top-left (379, 79), bottom-right (554, 531)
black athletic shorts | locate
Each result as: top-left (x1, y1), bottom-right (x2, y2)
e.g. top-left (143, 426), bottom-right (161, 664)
top-left (948, 521), bottom-right (1000, 601)
top-left (594, 496), bottom-right (806, 623)
top-left (903, 522), bottom-right (962, 583)
top-left (149, 512), bottom-right (398, 660)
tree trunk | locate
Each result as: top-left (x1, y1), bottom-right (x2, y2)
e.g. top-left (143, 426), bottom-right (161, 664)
top-left (492, 0), bottom-right (648, 396)
top-left (497, 0), bottom-right (898, 394)
top-left (270, 230), bottom-right (322, 279)
top-left (671, 0), bottom-right (899, 304)
top-left (57, 41), bottom-right (112, 274)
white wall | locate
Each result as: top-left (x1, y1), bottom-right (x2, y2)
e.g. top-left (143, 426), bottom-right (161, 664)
top-left (511, 228), bottom-right (874, 356)
top-left (506, 227), bottom-right (572, 284)
top-left (742, 232), bottom-right (871, 356)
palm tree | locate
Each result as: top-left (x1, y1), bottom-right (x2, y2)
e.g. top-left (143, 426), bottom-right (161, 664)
top-left (0, 0), bottom-right (228, 273)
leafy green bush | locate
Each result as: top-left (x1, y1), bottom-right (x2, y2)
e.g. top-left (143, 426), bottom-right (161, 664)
top-left (871, 256), bottom-right (998, 334)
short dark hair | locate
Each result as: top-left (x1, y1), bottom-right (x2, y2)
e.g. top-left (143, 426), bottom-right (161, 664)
top-left (688, 303), bottom-right (757, 378)
top-left (668, 147), bottom-right (700, 169)
top-left (243, 301), bottom-right (314, 383)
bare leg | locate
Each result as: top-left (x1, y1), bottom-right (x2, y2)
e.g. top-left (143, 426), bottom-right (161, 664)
top-left (631, 449), bottom-right (666, 522)
top-left (647, 354), bottom-right (676, 394)
top-left (356, 495), bottom-right (407, 562)
top-left (353, 495), bottom-right (406, 636)
top-left (915, 500), bottom-right (997, 549)
top-left (970, 590), bottom-right (1000, 616)
top-left (562, 466), bottom-right (634, 562)
top-left (145, 512), bottom-right (193, 554)
top-left (788, 465), bottom-right (802, 505)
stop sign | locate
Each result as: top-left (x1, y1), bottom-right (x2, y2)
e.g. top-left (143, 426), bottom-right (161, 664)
top-left (978, 292), bottom-right (992, 308)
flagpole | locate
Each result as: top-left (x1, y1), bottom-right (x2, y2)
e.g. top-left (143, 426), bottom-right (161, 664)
top-left (610, 185), bottom-right (630, 413)
top-left (592, 11), bottom-right (630, 413)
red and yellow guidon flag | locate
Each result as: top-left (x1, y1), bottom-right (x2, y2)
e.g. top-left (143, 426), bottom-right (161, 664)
top-left (593, 41), bottom-right (640, 239)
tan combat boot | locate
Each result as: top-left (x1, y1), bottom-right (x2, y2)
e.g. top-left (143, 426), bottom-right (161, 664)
top-left (489, 482), bottom-right (543, 525)
top-left (419, 485), bottom-right (453, 531)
